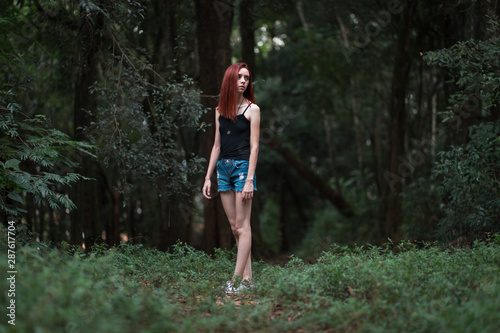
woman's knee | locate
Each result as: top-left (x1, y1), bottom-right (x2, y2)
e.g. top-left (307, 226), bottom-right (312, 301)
top-left (232, 224), bottom-right (251, 238)
top-left (230, 224), bottom-right (238, 236)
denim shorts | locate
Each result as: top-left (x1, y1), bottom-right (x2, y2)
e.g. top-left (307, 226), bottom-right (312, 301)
top-left (217, 159), bottom-right (257, 192)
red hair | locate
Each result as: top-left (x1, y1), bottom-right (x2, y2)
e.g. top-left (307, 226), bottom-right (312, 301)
top-left (217, 63), bottom-right (255, 121)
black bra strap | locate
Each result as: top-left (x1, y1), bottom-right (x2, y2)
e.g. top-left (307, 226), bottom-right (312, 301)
top-left (242, 102), bottom-right (252, 115)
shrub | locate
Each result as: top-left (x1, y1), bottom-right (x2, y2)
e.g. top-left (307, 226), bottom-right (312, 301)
top-left (424, 20), bottom-right (500, 243)
top-left (0, 91), bottom-right (95, 218)
top-left (433, 122), bottom-right (500, 242)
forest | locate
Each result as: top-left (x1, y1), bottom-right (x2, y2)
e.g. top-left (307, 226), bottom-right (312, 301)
top-left (1, 0), bottom-right (499, 257)
top-left (1, 0), bottom-right (500, 332)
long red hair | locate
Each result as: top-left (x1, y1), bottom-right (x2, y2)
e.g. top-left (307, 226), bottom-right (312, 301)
top-left (217, 63), bottom-right (255, 121)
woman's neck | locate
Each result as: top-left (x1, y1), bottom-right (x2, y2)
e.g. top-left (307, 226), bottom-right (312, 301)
top-left (237, 94), bottom-right (245, 106)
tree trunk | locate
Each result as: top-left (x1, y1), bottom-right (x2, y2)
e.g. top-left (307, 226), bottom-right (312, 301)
top-left (278, 171), bottom-right (289, 253)
top-left (351, 76), bottom-right (366, 191)
top-left (47, 207), bottom-right (57, 244)
top-left (239, 0), bottom-right (256, 73)
top-left (372, 106), bottom-right (387, 239)
top-left (127, 199), bottom-right (136, 244)
top-left (110, 188), bottom-right (121, 246)
top-left (25, 194), bottom-right (36, 237)
top-left (238, 0), bottom-right (268, 258)
top-left (72, 4), bottom-right (104, 250)
top-left (195, 0), bottom-right (235, 253)
top-left (38, 205), bottom-right (45, 241)
top-left (385, 0), bottom-right (417, 240)
top-left (322, 111), bottom-right (342, 194)
top-left (158, 195), bottom-right (171, 251)
top-left (168, 0), bottom-right (179, 74)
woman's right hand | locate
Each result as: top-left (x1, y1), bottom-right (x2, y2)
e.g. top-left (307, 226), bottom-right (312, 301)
top-left (203, 179), bottom-right (212, 199)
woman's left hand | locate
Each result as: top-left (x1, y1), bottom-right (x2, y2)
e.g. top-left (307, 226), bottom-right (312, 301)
top-left (241, 180), bottom-right (254, 201)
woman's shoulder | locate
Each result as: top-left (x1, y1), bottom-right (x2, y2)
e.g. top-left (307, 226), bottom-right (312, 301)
top-left (248, 102), bottom-right (260, 113)
top-left (246, 103), bottom-right (260, 122)
top-left (215, 107), bottom-right (223, 118)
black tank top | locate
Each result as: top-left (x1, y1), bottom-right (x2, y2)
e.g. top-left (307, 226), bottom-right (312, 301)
top-left (219, 103), bottom-right (252, 161)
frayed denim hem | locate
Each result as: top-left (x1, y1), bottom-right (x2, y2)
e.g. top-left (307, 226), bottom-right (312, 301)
top-left (217, 188), bottom-right (258, 193)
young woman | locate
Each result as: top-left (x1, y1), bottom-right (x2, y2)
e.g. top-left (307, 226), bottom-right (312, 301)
top-left (202, 63), bottom-right (260, 292)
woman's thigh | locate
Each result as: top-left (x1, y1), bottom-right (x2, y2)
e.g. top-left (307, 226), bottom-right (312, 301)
top-left (220, 191), bottom-right (252, 228)
top-left (234, 192), bottom-right (253, 228)
top-left (220, 191), bottom-right (237, 224)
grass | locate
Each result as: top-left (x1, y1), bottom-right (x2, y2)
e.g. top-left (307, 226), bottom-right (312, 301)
top-left (1, 231), bottom-right (500, 333)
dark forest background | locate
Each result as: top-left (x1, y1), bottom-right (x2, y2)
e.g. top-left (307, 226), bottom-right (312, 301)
top-left (1, 0), bottom-right (499, 259)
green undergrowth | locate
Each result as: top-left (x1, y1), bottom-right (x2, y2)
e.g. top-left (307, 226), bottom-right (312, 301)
top-left (1, 234), bottom-right (500, 333)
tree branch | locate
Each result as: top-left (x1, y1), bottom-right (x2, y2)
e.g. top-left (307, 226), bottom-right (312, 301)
top-left (268, 137), bottom-right (354, 218)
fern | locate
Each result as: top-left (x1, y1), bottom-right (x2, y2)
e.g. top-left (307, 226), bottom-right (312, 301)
top-left (0, 91), bottom-right (96, 218)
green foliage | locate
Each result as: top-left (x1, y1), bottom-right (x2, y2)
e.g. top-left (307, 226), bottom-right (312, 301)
top-left (423, 20), bottom-right (500, 128)
top-left (2, 0), bottom-right (497, 250)
top-left (433, 122), bottom-right (500, 241)
top-left (88, 66), bottom-right (207, 198)
top-left (1, 2), bottom-right (95, 219)
top-left (75, 0), bottom-right (208, 201)
top-left (0, 90), bottom-right (96, 217)
top-left (2, 233), bottom-right (499, 332)
top-left (424, 20), bottom-right (500, 242)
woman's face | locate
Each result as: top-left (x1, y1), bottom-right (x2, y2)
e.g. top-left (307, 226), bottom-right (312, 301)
top-left (237, 68), bottom-right (250, 94)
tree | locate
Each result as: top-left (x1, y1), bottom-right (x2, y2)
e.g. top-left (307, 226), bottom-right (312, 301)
top-left (3, 0), bottom-right (498, 253)
top-left (195, 0), bottom-right (235, 253)
top-left (385, 0), bottom-right (417, 240)
top-left (239, 0), bottom-right (256, 73)
top-left (0, 2), bottom-right (95, 233)
top-left (2, 0), bottom-right (206, 250)
top-left (71, 0), bottom-right (106, 249)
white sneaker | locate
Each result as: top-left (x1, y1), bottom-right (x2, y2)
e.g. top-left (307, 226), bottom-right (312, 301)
top-left (226, 281), bottom-right (255, 294)
top-left (241, 281), bottom-right (255, 291)
top-left (225, 281), bottom-right (238, 294)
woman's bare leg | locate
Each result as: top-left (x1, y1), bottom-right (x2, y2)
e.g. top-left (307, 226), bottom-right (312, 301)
top-left (234, 191), bottom-right (252, 280)
top-left (220, 190), bottom-right (253, 281)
